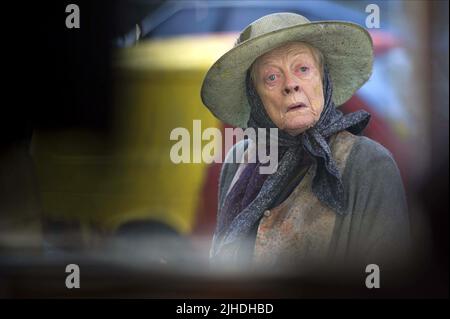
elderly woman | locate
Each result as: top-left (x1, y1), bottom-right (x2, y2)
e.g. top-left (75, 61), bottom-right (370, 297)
top-left (201, 13), bottom-right (410, 272)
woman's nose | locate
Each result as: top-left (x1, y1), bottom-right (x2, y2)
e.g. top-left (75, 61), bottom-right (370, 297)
top-left (283, 75), bottom-right (300, 95)
top-left (284, 85), bottom-right (300, 95)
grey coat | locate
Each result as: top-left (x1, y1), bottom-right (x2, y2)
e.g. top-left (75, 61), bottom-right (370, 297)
top-left (215, 131), bottom-right (411, 273)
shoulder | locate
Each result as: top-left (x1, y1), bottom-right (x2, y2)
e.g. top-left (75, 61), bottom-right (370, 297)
top-left (222, 139), bottom-right (250, 166)
top-left (328, 131), bottom-right (396, 177)
top-left (349, 134), bottom-right (397, 168)
top-left (341, 133), bottom-right (403, 189)
top-left (331, 130), bottom-right (396, 168)
top-left (331, 131), bottom-right (393, 162)
top-left (220, 139), bottom-right (250, 179)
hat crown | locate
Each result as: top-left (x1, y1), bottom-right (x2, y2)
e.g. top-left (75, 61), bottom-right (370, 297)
top-left (235, 13), bottom-right (311, 46)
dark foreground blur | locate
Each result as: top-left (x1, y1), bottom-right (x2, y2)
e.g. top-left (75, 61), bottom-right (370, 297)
top-left (0, 238), bottom-right (446, 298)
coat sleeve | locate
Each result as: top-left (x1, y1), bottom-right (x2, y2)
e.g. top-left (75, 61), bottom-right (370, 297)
top-left (210, 140), bottom-right (249, 259)
top-left (336, 136), bottom-right (412, 272)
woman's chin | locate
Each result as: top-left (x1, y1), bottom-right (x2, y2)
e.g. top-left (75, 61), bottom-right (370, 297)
top-left (284, 126), bottom-right (308, 136)
top-left (284, 118), bottom-right (315, 135)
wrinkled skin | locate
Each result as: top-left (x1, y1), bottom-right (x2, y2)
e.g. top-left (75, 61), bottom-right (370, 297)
top-left (252, 42), bottom-right (325, 136)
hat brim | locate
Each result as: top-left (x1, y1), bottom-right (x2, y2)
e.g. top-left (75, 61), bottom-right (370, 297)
top-left (201, 21), bottom-right (373, 128)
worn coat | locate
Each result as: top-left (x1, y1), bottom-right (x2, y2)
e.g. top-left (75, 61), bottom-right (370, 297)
top-left (214, 131), bottom-right (411, 273)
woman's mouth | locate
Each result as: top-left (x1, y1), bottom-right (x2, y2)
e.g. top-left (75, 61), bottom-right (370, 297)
top-left (287, 102), bottom-right (307, 112)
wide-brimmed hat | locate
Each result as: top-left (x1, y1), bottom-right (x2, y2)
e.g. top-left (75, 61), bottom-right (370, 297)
top-left (200, 12), bottom-right (373, 128)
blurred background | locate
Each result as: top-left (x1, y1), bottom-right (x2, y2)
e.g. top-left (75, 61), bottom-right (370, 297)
top-left (0, 0), bottom-right (448, 298)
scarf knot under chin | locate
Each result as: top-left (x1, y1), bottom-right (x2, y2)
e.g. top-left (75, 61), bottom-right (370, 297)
top-left (211, 65), bottom-right (370, 259)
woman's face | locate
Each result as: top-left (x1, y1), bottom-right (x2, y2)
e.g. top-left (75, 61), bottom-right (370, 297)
top-left (252, 42), bottom-right (324, 136)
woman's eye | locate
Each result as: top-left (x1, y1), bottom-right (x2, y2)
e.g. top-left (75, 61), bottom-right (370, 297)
top-left (298, 66), bottom-right (309, 73)
top-left (267, 74), bottom-right (276, 81)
